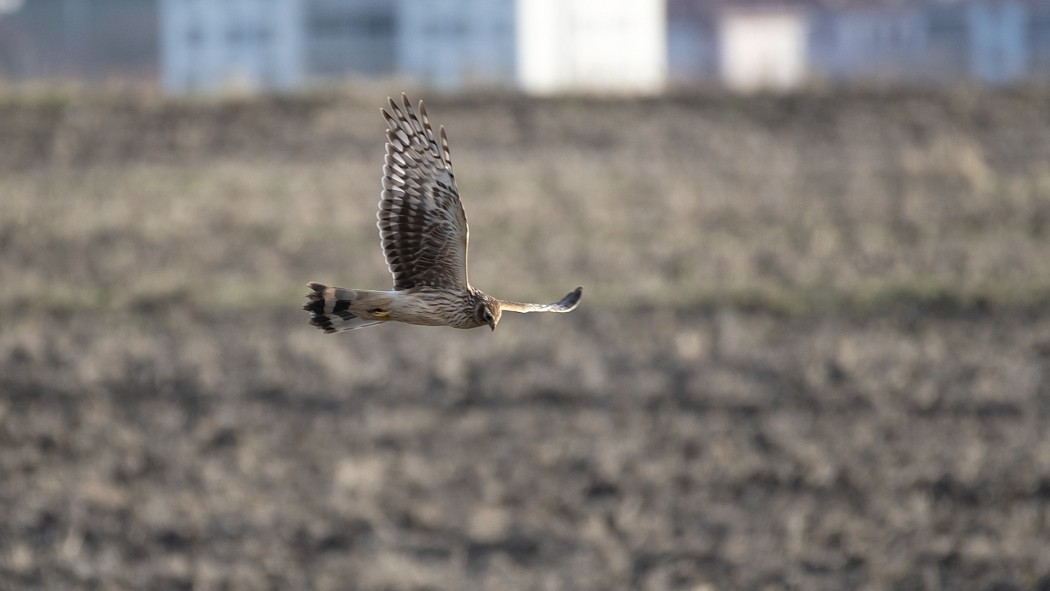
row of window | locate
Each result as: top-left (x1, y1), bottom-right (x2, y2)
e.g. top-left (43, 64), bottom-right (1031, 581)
top-left (179, 18), bottom-right (514, 45)
top-left (185, 26), bottom-right (275, 45)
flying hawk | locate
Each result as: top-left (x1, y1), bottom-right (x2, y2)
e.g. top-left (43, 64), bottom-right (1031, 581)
top-left (304, 94), bottom-right (582, 333)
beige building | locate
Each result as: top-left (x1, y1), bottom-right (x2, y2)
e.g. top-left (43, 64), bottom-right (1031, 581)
top-left (719, 6), bottom-right (808, 92)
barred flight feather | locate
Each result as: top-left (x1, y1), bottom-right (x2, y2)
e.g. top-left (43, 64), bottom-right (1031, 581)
top-left (304, 94), bottom-right (582, 333)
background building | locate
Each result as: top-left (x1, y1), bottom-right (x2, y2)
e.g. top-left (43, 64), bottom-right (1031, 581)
top-left (0, 0), bottom-right (157, 84)
top-left (718, 5), bottom-right (808, 92)
top-left (517, 0), bottom-right (666, 94)
top-left (4, 0), bottom-right (1050, 94)
top-left (159, 0), bottom-right (665, 94)
top-left (665, 0), bottom-right (1047, 91)
top-left (967, 1), bottom-right (1028, 84)
top-left (808, 5), bottom-right (929, 85)
top-left (161, 0), bottom-right (303, 93)
top-left (305, 0), bottom-right (395, 80)
top-left (666, 0), bottom-right (719, 86)
top-left (397, 0), bottom-right (516, 91)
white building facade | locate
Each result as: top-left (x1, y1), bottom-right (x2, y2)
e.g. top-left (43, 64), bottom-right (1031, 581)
top-left (517, 0), bottom-right (666, 94)
top-left (718, 6), bottom-right (808, 92)
top-left (161, 0), bottom-right (304, 93)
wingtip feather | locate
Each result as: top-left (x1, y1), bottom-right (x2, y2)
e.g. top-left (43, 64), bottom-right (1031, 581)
top-left (559, 286), bottom-right (583, 311)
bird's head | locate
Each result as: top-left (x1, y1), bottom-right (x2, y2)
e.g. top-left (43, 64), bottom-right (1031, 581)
top-left (476, 298), bottom-right (502, 331)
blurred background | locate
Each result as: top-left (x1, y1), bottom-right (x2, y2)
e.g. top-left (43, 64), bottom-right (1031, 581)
top-left (2, 1), bottom-right (1050, 590)
top-left (3, 0), bottom-right (1050, 93)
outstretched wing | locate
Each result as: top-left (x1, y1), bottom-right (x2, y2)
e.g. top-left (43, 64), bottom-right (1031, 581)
top-left (499, 287), bottom-right (583, 314)
top-left (377, 94), bottom-right (469, 291)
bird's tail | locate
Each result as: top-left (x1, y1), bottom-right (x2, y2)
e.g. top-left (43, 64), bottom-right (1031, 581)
top-left (302, 282), bottom-right (386, 333)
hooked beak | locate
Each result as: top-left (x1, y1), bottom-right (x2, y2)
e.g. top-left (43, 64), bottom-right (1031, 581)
top-left (487, 318), bottom-right (496, 331)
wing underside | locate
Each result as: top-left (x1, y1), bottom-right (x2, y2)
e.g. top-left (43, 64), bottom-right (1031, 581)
top-left (377, 94), bottom-right (469, 291)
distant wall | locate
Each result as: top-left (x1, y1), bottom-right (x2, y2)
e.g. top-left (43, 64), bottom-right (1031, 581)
top-left (517, 0), bottom-right (666, 94)
top-left (0, 0), bottom-right (158, 84)
top-left (160, 0), bottom-right (303, 93)
top-left (719, 8), bottom-right (807, 92)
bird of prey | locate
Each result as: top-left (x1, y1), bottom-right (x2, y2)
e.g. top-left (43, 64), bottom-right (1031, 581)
top-left (303, 94), bottom-right (582, 333)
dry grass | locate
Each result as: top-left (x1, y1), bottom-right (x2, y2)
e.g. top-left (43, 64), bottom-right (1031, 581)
top-left (1, 87), bottom-right (1050, 590)
top-left (3, 88), bottom-right (1050, 316)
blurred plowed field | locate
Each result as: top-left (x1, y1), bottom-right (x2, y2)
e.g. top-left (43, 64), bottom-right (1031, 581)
top-left (2, 88), bottom-right (1050, 590)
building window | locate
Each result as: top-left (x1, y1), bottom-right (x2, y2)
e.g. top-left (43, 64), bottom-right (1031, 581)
top-left (309, 13), bottom-right (394, 38)
top-left (227, 26), bottom-right (244, 45)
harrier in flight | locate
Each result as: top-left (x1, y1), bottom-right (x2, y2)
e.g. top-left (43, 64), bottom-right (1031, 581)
top-left (304, 94), bottom-right (582, 333)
